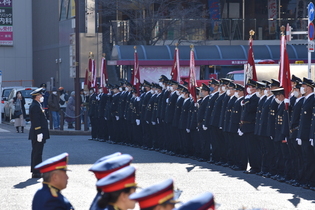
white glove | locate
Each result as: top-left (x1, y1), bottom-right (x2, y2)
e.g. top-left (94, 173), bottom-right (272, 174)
top-left (296, 138), bottom-right (302, 145)
top-left (194, 103), bottom-right (199, 108)
top-left (136, 97), bottom-right (140, 101)
top-left (284, 98), bottom-right (290, 104)
top-left (37, 133), bottom-right (43, 142)
top-left (202, 125), bottom-right (208, 130)
top-left (237, 129), bottom-right (243, 136)
top-left (157, 118), bottom-right (160, 124)
top-left (115, 116), bottom-right (119, 121)
top-left (186, 129), bottom-right (190, 133)
top-left (104, 117), bottom-right (107, 120)
top-left (310, 139), bottom-right (314, 146)
top-left (270, 136), bottom-right (273, 140)
top-left (196, 127), bottom-right (199, 132)
top-left (166, 98), bottom-right (169, 103)
top-left (136, 119), bottom-right (140, 125)
top-left (146, 121), bottom-right (149, 124)
top-left (219, 127), bottom-right (222, 130)
top-left (152, 122), bottom-right (156, 125)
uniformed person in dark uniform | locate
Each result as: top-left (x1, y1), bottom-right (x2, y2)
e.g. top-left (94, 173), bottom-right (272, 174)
top-left (201, 79), bottom-right (220, 162)
top-left (97, 86), bottom-right (106, 142)
top-left (140, 80), bottom-right (153, 148)
top-left (145, 83), bottom-right (158, 149)
top-left (29, 88), bottom-right (50, 178)
top-left (88, 87), bottom-right (99, 141)
top-left (39, 83), bottom-right (50, 119)
top-left (32, 153), bottom-right (74, 210)
top-left (297, 78), bottom-right (315, 189)
top-left (110, 85), bottom-right (122, 143)
top-left (228, 84), bottom-right (246, 171)
top-left (240, 79), bottom-right (260, 174)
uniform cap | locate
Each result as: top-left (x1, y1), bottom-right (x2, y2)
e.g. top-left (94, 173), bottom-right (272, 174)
top-left (159, 75), bottom-right (169, 82)
top-left (89, 154), bottom-right (133, 180)
top-left (270, 79), bottom-right (280, 87)
top-left (200, 83), bottom-right (210, 92)
top-left (39, 83), bottom-right (47, 88)
top-left (261, 80), bottom-right (271, 88)
top-left (93, 152), bottom-right (122, 165)
top-left (177, 84), bottom-right (185, 91)
top-left (96, 165), bottom-right (137, 193)
top-left (246, 79), bottom-right (257, 87)
top-left (220, 78), bottom-right (233, 85)
top-left (143, 80), bottom-right (152, 87)
top-left (235, 84), bottom-right (245, 91)
top-left (302, 77), bottom-right (315, 88)
top-left (256, 81), bottom-right (266, 90)
top-left (35, 153), bottom-right (69, 173)
top-left (129, 179), bottom-right (178, 209)
top-left (173, 192), bottom-right (215, 210)
top-left (209, 79), bottom-right (220, 86)
top-left (30, 87), bottom-right (44, 96)
top-left (291, 74), bottom-right (302, 83)
top-left (227, 81), bottom-right (236, 89)
top-left (182, 86), bottom-right (189, 93)
top-left (170, 80), bottom-right (179, 85)
top-left (271, 87), bottom-right (285, 96)
top-left (295, 81), bottom-right (302, 89)
top-left (183, 81), bottom-right (189, 87)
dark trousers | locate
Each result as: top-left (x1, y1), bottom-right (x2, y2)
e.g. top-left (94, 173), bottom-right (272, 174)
top-left (98, 117), bottom-right (106, 140)
top-left (233, 133), bottom-right (247, 170)
top-left (191, 129), bottom-right (201, 158)
top-left (300, 138), bottom-right (315, 186)
top-left (212, 126), bottom-right (225, 163)
top-left (288, 138), bottom-right (303, 182)
top-left (31, 140), bottom-right (45, 173)
top-left (274, 141), bottom-right (284, 176)
top-left (244, 133), bottom-right (261, 172)
top-left (90, 117), bottom-right (99, 139)
top-left (226, 132), bottom-right (236, 166)
top-left (263, 136), bottom-right (276, 175)
top-left (200, 128), bottom-right (212, 160)
top-left (280, 142), bottom-right (291, 179)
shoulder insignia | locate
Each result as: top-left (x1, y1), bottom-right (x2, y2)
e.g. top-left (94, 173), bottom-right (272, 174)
top-left (48, 184), bottom-right (59, 197)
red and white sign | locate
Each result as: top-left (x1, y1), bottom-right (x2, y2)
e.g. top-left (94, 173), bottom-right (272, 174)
top-left (268, 0), bottom-right (277, 34)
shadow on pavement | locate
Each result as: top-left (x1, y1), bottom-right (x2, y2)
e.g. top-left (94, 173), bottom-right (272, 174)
top-left (13, 178), bottom-right (40, 189)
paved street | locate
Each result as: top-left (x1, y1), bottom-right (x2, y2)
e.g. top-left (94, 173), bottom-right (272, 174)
top-left (0, 123), bottom-right (315, 210)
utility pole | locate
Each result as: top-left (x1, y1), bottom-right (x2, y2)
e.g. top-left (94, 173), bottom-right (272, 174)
top-left (75, 0), bottom-right (81, 130)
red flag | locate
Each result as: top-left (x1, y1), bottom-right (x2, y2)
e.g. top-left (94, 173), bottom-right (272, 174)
top-left (91, 58), bottom-right (97, 88)
top-left (133, 47), bottom-right (141, 96)
top-left (244, 35), bottom-right (258, 94)
top-left (87, 58), bottom-right (93, 89)
top-left (171, 47), bottom-right (180, 82)
top-left (100, 56), bottom-right (108, 93)
top-left (279, 34), bottom-right (292, 110)
top-left (84, 69), bottom-right (89, 90)
top-left (189, 47), bottom-right (197, 103)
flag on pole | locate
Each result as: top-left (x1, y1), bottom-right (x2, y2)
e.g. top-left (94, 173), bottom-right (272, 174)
top-left (188, 46), bottom-right (197, 103)
top-left (133, 46), bottom-right (141, 96)
top-left (279, 27), bottom-right (292, 110)
top-left (170, 45), bottom-right (180, 83)
top-left (100, 55), bottom-right (108, 93)
top-left (84, 69), bottom-right (89, 91)
top-left (244, 30), bottom-right (258, 94)
top-left (91, 58), bottom-right (97, 89)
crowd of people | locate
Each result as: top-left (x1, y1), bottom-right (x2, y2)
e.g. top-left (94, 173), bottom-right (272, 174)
top-left (86, 74), bottom-right (315, 191)
top-left (32, 152), bottom-right (215, 210)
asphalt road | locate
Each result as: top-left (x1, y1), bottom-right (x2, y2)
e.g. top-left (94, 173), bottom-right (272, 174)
top-left (0, 123), bottom-right (315, 210)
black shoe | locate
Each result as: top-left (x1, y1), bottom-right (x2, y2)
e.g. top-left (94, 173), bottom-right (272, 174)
top-left (214, 161), bottom-right (222, 165)
top-left (98, 139), bottom-right (105, 142)
top-left (32, 173), bottom-right (41, 178)
top-left (88, 138), bottom-right (94, 141)
top-left (198, 158), bottom-right (206, 162)
top-left (271, 174), bottom-right (279, 180)
top-left (256, 171), bottom-right (264, 176)
top-left (244, 169), bottom-right (257, 174)
top-left (277, 176), bottom-right (286, 182)
top-left (310, 187), bottom-right (315, 191)
top-left (291, 181), bottom-right (300, 187)
top-left (233, 166), bottom-right (243, 171)
top-left (301, 184), bottom-right (310, 189)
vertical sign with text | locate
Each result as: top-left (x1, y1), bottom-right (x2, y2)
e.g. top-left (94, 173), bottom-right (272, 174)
top-left (0, 0), bottom-right (13, 45)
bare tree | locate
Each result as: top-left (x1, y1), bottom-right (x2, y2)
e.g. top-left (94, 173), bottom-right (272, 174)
top-left (96, 0), bottom-right (208, 46)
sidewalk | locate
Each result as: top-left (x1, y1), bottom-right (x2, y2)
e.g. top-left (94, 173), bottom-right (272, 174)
top-left (1, 120), bottom-right (90, 135)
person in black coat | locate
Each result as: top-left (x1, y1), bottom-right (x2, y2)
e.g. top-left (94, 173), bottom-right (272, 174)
top-left (140, 80), bottom-right (153, 148)
top-left (13, 91), bottom-right (26, 133)
top-left (239, 79), bottom-right (260, 174)
top-left (88, 88), bottom-right (99, 141)
top-left (110, 85), bottom-right (121, 143)
top-left (297, 78), bottom-right (315, 189)
top-left (28, 88), bottom-right (50, 178)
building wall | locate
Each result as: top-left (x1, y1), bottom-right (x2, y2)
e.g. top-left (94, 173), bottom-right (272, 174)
top-left (32, 0), bottom-right (60, 90)
top-left (0, 0), bottom-right (33, 87)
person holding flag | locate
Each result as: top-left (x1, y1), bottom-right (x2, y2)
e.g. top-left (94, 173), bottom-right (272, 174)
top-left (170, 44), bottom-right (180, 83)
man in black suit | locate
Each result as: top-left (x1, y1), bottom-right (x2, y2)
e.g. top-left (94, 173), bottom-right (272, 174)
top-left (297, 78), bottom-right (315, 189)
top-left (88, 87), bottom-right (99, 141)
top-left (29, 88), bottom-right (50, 178)
top-left (140, 80), bottom-right (153, 148)
top-left (240, 79), bottom-right (260, 174)
top-left (110, 85), bottom-right (121, 143)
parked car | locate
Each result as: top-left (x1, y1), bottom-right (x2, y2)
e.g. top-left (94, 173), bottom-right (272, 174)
top-left (1, 86), bottom-right (23, 119)
top-left (4, 87), bottom-right (38, 121)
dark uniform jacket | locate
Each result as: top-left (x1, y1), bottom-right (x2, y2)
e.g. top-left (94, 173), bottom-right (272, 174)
top-left (88, 93), bottom-right (99, 118)
top-left (197, 95), bottom-right (210, 128)
top-left (188, 98), bottom-right (202, 130)
top-left (28, 100), bottom-right (49, 142)
top-left (118, 91), bottom-right (128, 119)
top-left (165, 92), bottom-right (178, 124)
top-left (110, 92), bottom-right (121, 119)
top-left (204, 92), bottom-right (219, 127)
top-left (288, 97), bottom-right (304, 139)
top-left (32, 183), bottom-right (74, 210)
top-left (89, 191), bottom-right (102, 210)
top-left (219, 94), bottom-right (230, 129)
top-left (210, 93), bottom-right (226, 127)
top-left (145, 94), bottom-right (158, 123)
top-left (254, 95), bottom-right (267, 135)
top-left (267, 98), bottom-right (279, 138)
top-left (178, 98), bottom-right (193, 129)
top-left (257, 95), bottom-right (273, 136)
top-left (152, 93), bottom-right (162, 123)
top-left (172, 96), bottom-right (185, 127)
top-left (159, 89), bottom-right (170, 122)
top-left (298, 93), bottom-right (315, 140)
top-left (274, 102), bottom-right (286, 142)
top-left (140, 91), bottom-right (152, 121)
top-left (228, 96), bottom-right (244, 133)
top-left (239, 93), bottom-right (259, 133)
top-left (222, 96), bottom-right (237, 132)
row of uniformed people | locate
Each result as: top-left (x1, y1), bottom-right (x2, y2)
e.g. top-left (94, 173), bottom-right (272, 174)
top-left (86, 74), bottom-right (315, 190)
top-left (31, 152), bottom-right (215, 210)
